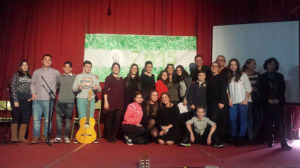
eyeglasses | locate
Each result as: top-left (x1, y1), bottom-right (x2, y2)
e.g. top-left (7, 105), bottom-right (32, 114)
top-left (216, 59), bottom-right (225, 62)
top-left (212, 65), bottom-right (219, 68)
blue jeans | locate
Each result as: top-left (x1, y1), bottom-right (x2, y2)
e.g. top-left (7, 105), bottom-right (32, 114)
top-left (229, 103), bottom-right (248, 137)
top-left (77, 98), bottom-right (95, 119)
top-left (55, 103), bottom-right (74, 138)
top-left (32, 100), bottom-right (54, 138)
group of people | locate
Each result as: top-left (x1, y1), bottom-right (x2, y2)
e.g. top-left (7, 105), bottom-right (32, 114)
top-left (9, 53), bottom-right (292, 150)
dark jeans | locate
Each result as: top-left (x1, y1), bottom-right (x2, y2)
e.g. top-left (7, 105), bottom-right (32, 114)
top-left (55, 103), bottom-right (74, 138)
top-left (11, 99), bottom-right (31, 124)
top-left (105, 110), bottom-right (122, 140)
top-left (122, 124), bottom-right (145, 144)
top-left (264, 104), bottom-right (287, 141)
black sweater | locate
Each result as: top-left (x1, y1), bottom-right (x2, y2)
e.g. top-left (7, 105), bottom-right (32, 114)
top-left (187, 81), bottom-right (207, 108)
top-left (206, 74), bottom-right (227, 105)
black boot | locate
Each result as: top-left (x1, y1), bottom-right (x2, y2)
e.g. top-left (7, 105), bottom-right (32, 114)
top-left (236, 136), bottom-right (244, 147)
top-left (281, 139), bottom-right (292, 150)
top-left (268, 135), bottom-right (274, 147)
top-left (228, 136), bottom-right (236, 146)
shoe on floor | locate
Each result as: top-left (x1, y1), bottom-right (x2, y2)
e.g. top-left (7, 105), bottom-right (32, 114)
top-left (214, 144), bottom-right (225, 148)
top-left (281, 141), bottom-right (292, 150)
top-left (93, 139), bottom-right (99, 143)
top-left (180, 142), bottom-right (191, 147)
top-left (124, 135), bottom-right (133, 145)
top-left (74, 140), bottom-right (78, 143)
top-left (31, 137), bottom-right (39, 144)
top-left (107, 138), bottom-right (117, 143)
top-left (50, 138), bottom-right (62, 143)
top-left (64, 138), bottom-right (71, 144)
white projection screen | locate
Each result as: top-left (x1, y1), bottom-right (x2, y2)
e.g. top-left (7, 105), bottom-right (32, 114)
top-left (212, 21), bottom-right (299, 103)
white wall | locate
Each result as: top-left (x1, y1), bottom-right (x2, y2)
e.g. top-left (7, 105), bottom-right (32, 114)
top-left (212, 21), bottom-right (299, 103)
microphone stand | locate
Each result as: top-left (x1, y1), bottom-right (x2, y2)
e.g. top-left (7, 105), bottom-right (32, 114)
top-left (0, 80), bottom-right (12, 145)
top-left (0, 104), bottom-right (9, 145)
top-left (40, 76), bottom-right (65, 147)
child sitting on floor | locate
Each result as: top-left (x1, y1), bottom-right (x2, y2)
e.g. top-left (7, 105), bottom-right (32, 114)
top-left (180, 106), bottom-right (224, 148)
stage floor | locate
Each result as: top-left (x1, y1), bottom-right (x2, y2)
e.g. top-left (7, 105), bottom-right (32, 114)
top-left (1, 140), bottom-right (300, 168)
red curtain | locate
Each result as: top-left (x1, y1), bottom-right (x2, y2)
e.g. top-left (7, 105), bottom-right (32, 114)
top-left (0, 0), bottom-right (299, 83)
top-left (0, 0), bottom-right (299, 137)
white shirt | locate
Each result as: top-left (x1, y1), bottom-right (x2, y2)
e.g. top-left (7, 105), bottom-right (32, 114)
top-left (228, 73), bottom-right (252, 104)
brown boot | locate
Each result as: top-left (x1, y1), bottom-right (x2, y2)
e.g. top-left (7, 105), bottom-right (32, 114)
top-left (18, 124), bottom-right (28, 143)
top-left (10, 123), bottom-right (18, 142)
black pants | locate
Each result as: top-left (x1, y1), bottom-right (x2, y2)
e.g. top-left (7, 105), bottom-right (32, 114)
top-left (264, 104), bottom-right (286, 141)
top-left (11, 99), bottom-right (31, 124)
top-left (207, 104), bottom-right (226, 144)
top-left (179, 111), bottom-right (193, 140)
top-left (122, 124), bottom-right (145, 144)
top-left (184, 125), bottom-right (220, 145)
top-left (105, 110), bottom-right (122, 140)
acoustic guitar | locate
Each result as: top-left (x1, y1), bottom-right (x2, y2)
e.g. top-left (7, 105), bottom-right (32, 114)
top-left (76, 90), bottom-right (97, 144)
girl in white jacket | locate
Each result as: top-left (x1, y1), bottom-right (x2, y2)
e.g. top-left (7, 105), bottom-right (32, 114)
top-left (227, 59), bottom-right (252, 147)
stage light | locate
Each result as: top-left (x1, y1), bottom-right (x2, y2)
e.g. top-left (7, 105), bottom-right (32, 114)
top-left (292, 139), bottom-right (300, 148)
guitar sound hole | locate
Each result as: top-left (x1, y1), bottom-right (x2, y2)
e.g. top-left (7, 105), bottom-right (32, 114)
top-left (84, 123), bottom-right (90, 129)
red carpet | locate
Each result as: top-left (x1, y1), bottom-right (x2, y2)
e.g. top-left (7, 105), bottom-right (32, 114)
top-left (1, 140), bottom-right (300, 168)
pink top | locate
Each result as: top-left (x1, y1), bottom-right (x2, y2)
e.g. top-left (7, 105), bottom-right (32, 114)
top-left (155, 80), bottom-right (168, 98)
top-left (122, 102), bottom-right (143, 125)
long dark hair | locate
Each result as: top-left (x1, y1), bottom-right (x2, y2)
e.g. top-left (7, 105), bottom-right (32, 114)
top-left (125, 64), bottom-right (140, 90)
top-left (17, 60), bottom-right (31, 78)
top-left (228, 59), bottom-right (241, 82)
top-left (165, 64), bottom-right (176, 82)
top-left (145, 90), bottom-right (159, 117)
top-left (175, 65), bottom-right (190, 83)
top-left (242, 59), bottom-right (255, 72)
top-left (157, 70), bottom-right (169, 85)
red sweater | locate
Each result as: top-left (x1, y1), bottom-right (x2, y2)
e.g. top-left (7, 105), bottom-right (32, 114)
top-left (122, 102), bottom-right (143, 125)
top-left (155, 80), bottom-right (168, 98)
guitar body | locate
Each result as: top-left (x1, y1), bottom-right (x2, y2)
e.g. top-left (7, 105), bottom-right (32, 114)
top-left (76, 117), bottom-right (97, 144)
top-left (75, 90), bottom-right (97, 144)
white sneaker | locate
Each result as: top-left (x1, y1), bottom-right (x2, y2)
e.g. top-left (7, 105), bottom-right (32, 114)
top-left (64, 138), bottom-right (71, 144)
top-left (124, 135), bottom-right (133, 145)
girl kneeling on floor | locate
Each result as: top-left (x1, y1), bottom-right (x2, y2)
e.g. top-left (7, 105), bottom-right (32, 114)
top-left (158, 92), bottom-right (180, 145)
top-left (122, 92), bottom-right (145, 145)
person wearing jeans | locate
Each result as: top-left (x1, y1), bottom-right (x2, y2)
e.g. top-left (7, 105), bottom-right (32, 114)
top-left (72, 60), bottom-right (101, 143)
top-left (227, 59), bottom-right (252, 147)
top-left (76, 98), bottom-right (96, 119)
top-left (52, 61), bottom-right (76, 143)
top-left (30, 54), bottom-right (60, 143)
top-left (32, 100), bottom-right (54, 139)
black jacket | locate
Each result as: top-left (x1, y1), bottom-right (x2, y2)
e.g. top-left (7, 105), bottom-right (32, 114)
top-left (259, 72), bottom-right (286, 105)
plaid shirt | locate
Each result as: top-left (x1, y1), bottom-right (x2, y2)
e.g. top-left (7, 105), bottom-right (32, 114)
top-left (30, 67), bottom-right (60, 100)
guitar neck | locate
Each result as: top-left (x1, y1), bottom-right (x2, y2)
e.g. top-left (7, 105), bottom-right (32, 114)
top-left (87, 99), bottom-right (92, 123)
top-left (86, 90), bottom-right (93, 123)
